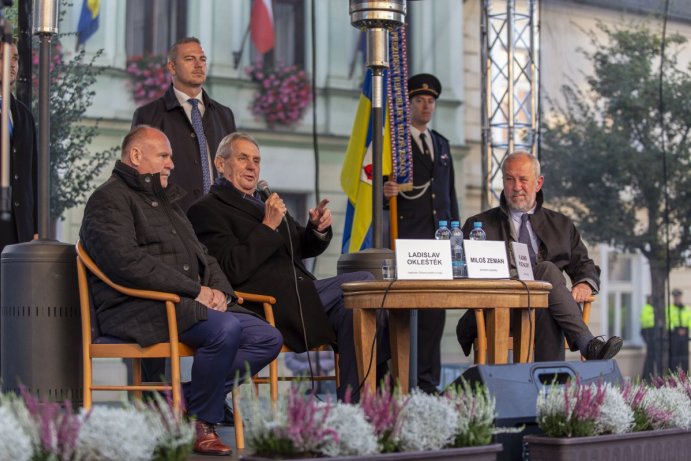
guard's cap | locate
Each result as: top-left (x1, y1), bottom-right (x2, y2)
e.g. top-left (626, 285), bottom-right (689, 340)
top-left (408, 73), bottom-right (442, 99)
top-left (672, 289), bottom-right (682, 296)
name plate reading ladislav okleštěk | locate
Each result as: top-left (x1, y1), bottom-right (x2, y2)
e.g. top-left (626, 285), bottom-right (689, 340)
top-left (394, 239), bottom-right (453, 280)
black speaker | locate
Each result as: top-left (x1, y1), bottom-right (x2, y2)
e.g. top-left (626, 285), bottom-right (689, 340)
top-left (457, 360), bottom-right (623, 461)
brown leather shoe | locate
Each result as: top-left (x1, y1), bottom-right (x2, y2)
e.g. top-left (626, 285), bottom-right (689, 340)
top-left (193, 420), bottom-right (232, 456)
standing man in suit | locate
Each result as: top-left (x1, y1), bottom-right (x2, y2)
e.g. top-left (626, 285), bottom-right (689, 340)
top-left (132, 36), bottom-right (236, 212)
top-left (0, 40), bottom-right (37, 251)
top-left (188, 132), bottom-right (382, 401)
top-left (383, 73), bottom-right (459, 394)
top-left (132, 36), bottom-right (236, 388)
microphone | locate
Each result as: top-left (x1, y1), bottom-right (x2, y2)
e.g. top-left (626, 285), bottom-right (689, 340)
top-left (257, 179), bottom-right (287, 224)
top-left (256, 179), bottom-right (272, 199)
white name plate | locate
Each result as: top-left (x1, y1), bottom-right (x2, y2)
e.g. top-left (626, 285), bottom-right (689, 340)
top-left (463, 240), bottom-right (510, 279)
top-left (511, 242), bottom-right (535, 281)
top-left (394, 239), bottom-right (453, 280)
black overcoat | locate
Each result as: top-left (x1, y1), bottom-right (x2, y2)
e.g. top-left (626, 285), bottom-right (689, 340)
top-left (131, 85), bottom-right (236, 211)
top-left (187, 180), bottom-right (336, 352)
top-left (79, 161), bottom-right (235, 347)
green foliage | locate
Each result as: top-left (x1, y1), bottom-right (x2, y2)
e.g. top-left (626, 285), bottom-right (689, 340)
top-left (6, 3), bottom-right (117, 220)
top-left (541, 22), bottom-right (691, 270)
top-left (37, 44), bottom-right (118, 219)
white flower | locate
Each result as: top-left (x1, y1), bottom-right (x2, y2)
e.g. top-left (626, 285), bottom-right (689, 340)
top-left (0, 406), bottom-right (33, 461)
top-left (142, 396), bottom-right (195, 456)
top-left (643, 386), bottom-right (691, 430)
top-left (319, 402), bottom-right (378, 457)
top-left (76, 406), bottom-right (161, 461)
top-left (596, 384), bottom-right (633, 434)
top-left (396, 390), bottom-right (459, 451)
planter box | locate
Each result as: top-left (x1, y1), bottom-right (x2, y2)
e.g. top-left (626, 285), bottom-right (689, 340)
top-left (524, 428), bottom-right (691, 461)
top-left (242, 444), bottom-right (503, 461)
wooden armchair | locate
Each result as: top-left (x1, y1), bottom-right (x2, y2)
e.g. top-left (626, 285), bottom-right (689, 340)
top-left (473, 296), bottom-right (595, 364)
top-left (77, 240), bottom-right (244, 449)
top-left (250, 299), bottom-right (339, 403)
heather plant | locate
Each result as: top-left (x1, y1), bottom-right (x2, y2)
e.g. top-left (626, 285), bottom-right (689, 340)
top-left (319, 402), bottom-right (378, 457)
top-left (140, 394), bottom-right (194, 461)
top-left (445, 379), bottom-right (496, 447)
top-left (75, 406), bottom-right (162, 461)
top-left (396, 389), bottom-right (459, 451)
top-left (359, 379), bottom-right (408, 452)
top-left (20, 389), bottom-right (81, 461)
top-left (536, 380), bottom-right (608, 437)
top-left (242, 386), bottom-right (338, 457)
top-left (651, 368), bottom-right (691, 401)
top-left (642, 386), bottom-right (691, 430)
top-left (594, 384), bottom-right (634, 435)
top-left (0, 405), bottom-right (33, 461)
top-left (621, 381), bottom-right (665, 431)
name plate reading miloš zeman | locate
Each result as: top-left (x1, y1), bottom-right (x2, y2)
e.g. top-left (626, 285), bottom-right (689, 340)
top-left (463, 240), bottom-right (510, 279)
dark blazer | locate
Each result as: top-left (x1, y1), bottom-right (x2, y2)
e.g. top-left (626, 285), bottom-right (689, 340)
top-left (395, 130), bottom-right (459, 238)
top-left (79, 161), bottom-right (235, 347)
top-left (131, 85), bottom-right (236, 211)
top-left (1, 96), bottom-right (37, 245)
top-left (462, 190), bottom-right (600, 288)
top-left (187, 179), bottom-right (336, 352)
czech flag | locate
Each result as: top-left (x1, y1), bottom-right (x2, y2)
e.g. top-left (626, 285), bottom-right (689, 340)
top-left (340, 70), bottom-right (392, 253)
top-left (76, 0), bottom-right (99, 48)
top-left (251, 0), bottom-right (275, 54)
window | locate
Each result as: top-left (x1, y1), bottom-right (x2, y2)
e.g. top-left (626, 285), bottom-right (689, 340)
top-left (125, 0), bottom-right (188, 57)
top-left (251, 0), bottom-right (305, 68)
top-left (602, 248), bottom-right (645, 343)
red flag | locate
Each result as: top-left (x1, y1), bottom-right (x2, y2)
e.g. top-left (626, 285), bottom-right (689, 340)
top-left (251, 0), bottom-right (275, 54)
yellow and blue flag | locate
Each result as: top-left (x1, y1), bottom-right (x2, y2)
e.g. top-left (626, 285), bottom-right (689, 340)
top-left (340, 70), bottom-right (392, 253)
top-left (77, 0), bottom-right (100, 48)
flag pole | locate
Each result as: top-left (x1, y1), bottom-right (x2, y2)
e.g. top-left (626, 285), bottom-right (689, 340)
top-left (389, 196), bottom-right (398, 249)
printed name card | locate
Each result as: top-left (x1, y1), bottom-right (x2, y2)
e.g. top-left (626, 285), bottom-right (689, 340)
top-left (394, 239), bottom-right (453, 280)
top-left (463, 240), bottom-right (510, 279)
top-left (511, 242), bottom-right (535, 281)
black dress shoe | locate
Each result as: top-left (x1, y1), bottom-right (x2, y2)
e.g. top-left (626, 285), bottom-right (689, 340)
top-left (584, 336), bottom-right (623, 360)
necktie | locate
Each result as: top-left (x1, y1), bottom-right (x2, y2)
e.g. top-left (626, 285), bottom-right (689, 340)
top-left (419, 133), bottom-right (431, 158)
top-left (519, 213), bottom-right (537, 265)
top-left (188, 98), bottom-right (211, 194)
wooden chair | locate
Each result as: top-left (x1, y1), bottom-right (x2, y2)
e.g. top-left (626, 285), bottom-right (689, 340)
top-left (473, 296), bottom-right (595, 364)
top-left (76, 240), bottom-right (246, 448)
top-left (250, 298), bottom-right (339, 403)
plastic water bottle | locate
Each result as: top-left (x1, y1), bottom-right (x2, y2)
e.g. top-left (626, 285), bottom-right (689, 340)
top-left (434, 220), bottom-right (451, 240)
top-left (450, 221), bottom-right (467, 278)
top-left (468, 221), bottom-right (487, 241)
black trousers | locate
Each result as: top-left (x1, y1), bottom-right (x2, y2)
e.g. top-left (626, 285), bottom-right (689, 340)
top-left (417, 309), bottom-right (445, 393)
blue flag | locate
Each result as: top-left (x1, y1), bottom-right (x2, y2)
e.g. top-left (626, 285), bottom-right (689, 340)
top-left (77, 0), bottom-right (100, 48)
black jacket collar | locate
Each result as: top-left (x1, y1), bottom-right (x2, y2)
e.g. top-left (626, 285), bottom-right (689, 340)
top-left (112, 160), bottom-right (186, 203)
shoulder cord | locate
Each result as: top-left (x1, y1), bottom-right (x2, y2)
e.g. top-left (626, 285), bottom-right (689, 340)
top-left (399, 180), bottom-right (431, 200)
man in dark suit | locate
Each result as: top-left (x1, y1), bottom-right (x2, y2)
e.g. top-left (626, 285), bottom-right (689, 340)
top-left (188, 132), bottom-right (379, 401)
top-left (131, 36), bottom-right (235, 212)
top-left (0, 41), bottom-right (37, 251)
top-left (80, 126), bottom-right (281, 455)
top-left (456, 151), bottom-right (622, 362)
top-left (383, 73), bottom-right (459, 394)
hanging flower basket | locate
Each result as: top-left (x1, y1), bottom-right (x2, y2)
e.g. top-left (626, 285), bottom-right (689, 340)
top-left (246, 64), bottom-right (312, 127)
top-left (126, 53), bottom-right (170, 104)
